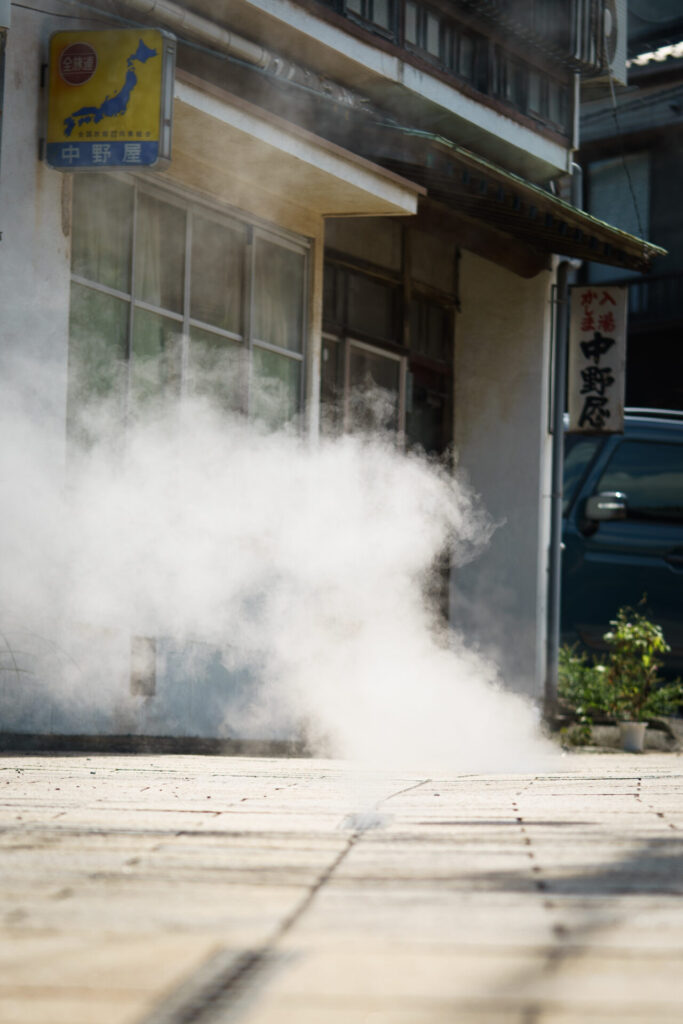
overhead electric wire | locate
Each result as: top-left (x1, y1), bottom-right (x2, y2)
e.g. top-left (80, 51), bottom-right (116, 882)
top-left (18, 0), bottom-right (494, 159)
top-left (10, 1), bottom-right (106, 19)
top-left (14, 0), bottom-right (657, 246)
top-left (20, 0), bottom-right (378, 115)
top-left (608, 75), bottom-right (646, 241)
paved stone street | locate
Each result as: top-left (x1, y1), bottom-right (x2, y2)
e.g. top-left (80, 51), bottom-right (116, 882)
top-left (1, 750), bottom-right (683, 1023)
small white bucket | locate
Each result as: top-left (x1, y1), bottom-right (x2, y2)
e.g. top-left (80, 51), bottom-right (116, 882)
top-left (619, 721), bottom-right (648, 753)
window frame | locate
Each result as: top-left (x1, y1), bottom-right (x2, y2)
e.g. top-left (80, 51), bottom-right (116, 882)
top-left (312, 0), bottom-right (573, 137)
top-left (344, 0), bottom-right (397, 38)
top-left (68, 173), bottom-right (310, 431)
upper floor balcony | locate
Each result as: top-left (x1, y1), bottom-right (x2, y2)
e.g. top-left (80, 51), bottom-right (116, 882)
top-left (185, 0), bottom-right (619, 182)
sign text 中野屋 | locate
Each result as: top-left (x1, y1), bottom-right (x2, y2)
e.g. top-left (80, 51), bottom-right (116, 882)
top-left (568, 284), bottom-right (628, 434)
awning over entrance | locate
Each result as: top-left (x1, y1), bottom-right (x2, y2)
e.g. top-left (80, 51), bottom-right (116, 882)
top-left (169, 73), bottom-right (424, 237)
top-left (365, 127), bottom-right (666, 274)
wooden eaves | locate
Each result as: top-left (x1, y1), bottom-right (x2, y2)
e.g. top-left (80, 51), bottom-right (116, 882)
top-left (364, 125), bottom-right (666, 275)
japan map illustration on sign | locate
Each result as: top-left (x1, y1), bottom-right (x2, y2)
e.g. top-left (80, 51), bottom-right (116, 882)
top-left (46, 29), bottom-right (174, 170)
top-left (62, 39), bottom-right (158, 138)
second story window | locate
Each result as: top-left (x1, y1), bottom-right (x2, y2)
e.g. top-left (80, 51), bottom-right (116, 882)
top-left (345, 0), bottom-right (394, 33)
top-left (405, 2), bottom-right (488, 92)
top-left (405, 1), bottom-right (440, 57)
top-left (312, 0), bottom-right (572, 137)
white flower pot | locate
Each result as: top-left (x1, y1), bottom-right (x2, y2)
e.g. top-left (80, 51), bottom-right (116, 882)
top-left (619, 721), bottom-right (648, 753)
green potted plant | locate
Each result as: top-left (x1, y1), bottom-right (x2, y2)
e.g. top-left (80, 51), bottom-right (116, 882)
top-left (603, 606), bottom-right (680, 752)
top-left (558, 645), bottom-right (611, 746)
top-left (558, 603), bottom-right (683, 751)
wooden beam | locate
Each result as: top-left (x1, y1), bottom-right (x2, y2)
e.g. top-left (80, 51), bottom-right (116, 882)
top-left (411, 198), bottom-right (551, 279)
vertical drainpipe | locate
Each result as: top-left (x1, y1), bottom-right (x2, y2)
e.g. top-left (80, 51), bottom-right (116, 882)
top-left (545, 258), bottom-right (570, 720)
top-left (545, 148), bottom-right (583, 720)
top-left (0, 0), bottom-right (9, 203)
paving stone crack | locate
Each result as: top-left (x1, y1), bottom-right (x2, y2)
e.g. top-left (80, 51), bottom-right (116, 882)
top-left (140, 779), bottom-right (426, 1024)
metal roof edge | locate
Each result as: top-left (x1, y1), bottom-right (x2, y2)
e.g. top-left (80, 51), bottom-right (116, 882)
top-left (367, 124), bottom-right (666, 272)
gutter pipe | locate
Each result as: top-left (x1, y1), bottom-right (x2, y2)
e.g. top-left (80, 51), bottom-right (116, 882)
top-left (545, 162), bottom-right (582, 719)
top-left (118, 0), bottom-right (368, 110)
top-left (545, 257), bottom-right (570, 720)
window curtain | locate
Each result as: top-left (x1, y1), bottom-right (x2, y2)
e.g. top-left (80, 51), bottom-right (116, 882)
top-left (71, 174), bottom-right (133, 292)
top-left (253, 239), bottom-right (304, 353)
top-left (131, 194), bottom-right (185, 409)
top-left (190, 216), bottom-right (244, 334)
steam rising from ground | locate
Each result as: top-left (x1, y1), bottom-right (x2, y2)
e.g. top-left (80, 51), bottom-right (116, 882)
top-left (0, 382), bottom-right (554, 771)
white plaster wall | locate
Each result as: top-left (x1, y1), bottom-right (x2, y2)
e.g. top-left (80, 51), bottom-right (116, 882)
top-left (0, 10), bottom-right (324, 740)
top-left (0, 10), bottom-right (76, 737)
top-left (0, 8), bottom-right (72, 479)
top-left (452, 253), bottom-right (553, 702)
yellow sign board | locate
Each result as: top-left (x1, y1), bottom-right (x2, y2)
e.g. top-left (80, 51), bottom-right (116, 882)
top-left (46, 29), bottom-right (175, 170)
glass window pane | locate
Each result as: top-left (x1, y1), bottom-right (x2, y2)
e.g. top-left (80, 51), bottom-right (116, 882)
top-left (253, 239), bottom-right (305, 353)
top-left (443, 26), bottom-right (456, 70)
top-left (411, 299), bottom-right (450, 363)
top-left (426, 13), bottom-right (440, 56)
top-left (347, 271), bottom-right (396, 341)
top-left (323, 264), bottom-right (339, 327)
top-left (548, 81), bottom-right (568, 127)
top-left (71, 174), bottom-right (133, 293)
top-left (459, 35), bottom-right (474, 79)
top-left (131, 308), bottom-right (182, 408)
top-left (405, 1), bottom-right (418, 44)
top-left (372, 0), bottom-right (390, 30)
top-left (406, 366), bottom-right (451, 455)
top-left (189, 326), bottom-right (244, 414)
top-left (346, 0), bottom-right (362, 14)
top-left (134, 193), bottom-right (186, 313)
top-left (67, 282), bottom-right (129, 442)
top-left (320, 337), bottom-right (344, 435)
top-left (473, 36), bottom-right (489, 93)
top-left (251, 348), bottom-right (301, 430)
top-left (510, 62), bottom-right (526, 108)
top-left (562, 436), bottom-right (602, 513)
top-left (597, 441), bottom-right (683, 522)
top-left (348, 344), bottom-right (401, 433)
top-left (528, 70), bottom-right (542, 114)
top-left (190, 215), bottom-right (244, 335)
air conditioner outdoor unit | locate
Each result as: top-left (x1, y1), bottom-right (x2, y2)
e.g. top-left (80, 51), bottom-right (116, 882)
top-left (603, 0), bottom-right (627, 86)
top-left (575, 0), bottom-right (628, 87)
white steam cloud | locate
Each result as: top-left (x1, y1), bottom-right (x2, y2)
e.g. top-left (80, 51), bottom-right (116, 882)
top-left (0, 367), bottom-right (555, 771)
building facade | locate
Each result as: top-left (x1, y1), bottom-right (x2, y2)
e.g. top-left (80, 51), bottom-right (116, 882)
top-left (0, 0), bottom-right (661, 741)
top-left (580, 2), bottom-right (683, 411)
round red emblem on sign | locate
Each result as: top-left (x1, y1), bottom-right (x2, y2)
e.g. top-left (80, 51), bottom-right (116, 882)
top-left (59, 42), bottom-right (98, 86)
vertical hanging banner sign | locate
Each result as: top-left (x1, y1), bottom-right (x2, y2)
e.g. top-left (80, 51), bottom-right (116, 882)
top-left (46, 29), bottom-right (176, 170)
top-left (568, 284), bottom-right (628, 434)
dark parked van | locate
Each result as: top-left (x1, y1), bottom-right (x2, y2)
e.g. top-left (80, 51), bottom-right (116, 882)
top-left (562, 410), bottom-right (683, 676)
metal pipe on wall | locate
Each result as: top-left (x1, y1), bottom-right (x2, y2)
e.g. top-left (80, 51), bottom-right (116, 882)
top-left (545, 258), bottom-right (570, 719)
top-left (545, 163), bottom-right (583, 718)
top-left (119, 0), bottom-right (368, 110)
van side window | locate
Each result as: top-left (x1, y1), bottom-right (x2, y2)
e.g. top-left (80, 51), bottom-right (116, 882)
top-left (563, 435), bottom-right (602, 513)
top-left (596, 441), bottom-right (683, 523)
